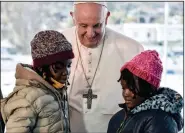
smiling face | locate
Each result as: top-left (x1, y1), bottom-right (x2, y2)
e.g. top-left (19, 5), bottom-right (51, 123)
top-left (120, 79), bottom-right (145, 109)
top-left (71, 3), bottom-right (110, 48)
top-left (118, 69), bottom-right (158, 109)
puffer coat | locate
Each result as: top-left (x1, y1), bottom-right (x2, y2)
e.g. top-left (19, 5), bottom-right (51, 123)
top-left (1, 64), bottom-right (70, 133)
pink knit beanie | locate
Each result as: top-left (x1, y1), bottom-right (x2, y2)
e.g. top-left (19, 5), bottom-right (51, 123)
top-left (120, 50), bottom-right (163, 88)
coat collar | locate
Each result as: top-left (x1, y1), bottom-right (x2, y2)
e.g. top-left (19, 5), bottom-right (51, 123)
top-left (15, 63), bottom-right (59, 94)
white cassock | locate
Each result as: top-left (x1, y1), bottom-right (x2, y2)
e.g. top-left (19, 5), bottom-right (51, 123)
top-left (62, 26), bottom-right (144, 133)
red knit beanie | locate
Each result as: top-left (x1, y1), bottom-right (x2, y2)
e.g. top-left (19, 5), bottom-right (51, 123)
top-left (31, 30), bottom-right (74, 68)
top-left (120, 50), bottom-right (163, 88)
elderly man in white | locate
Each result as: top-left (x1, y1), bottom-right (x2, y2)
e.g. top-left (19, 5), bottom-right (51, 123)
top-left (62, 1), bottom-right (144, 132)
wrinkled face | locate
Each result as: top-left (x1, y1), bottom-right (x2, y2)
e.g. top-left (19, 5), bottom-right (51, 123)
top-left (121, 79), bottom-right (145, 109)
top-left (71, 3), bottom-right (110, 48)
top-left (49, 59), bottom-right (72, 84)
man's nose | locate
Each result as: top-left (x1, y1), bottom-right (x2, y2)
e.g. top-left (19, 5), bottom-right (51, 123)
top-left (86, 27), bottom-right (95, 38)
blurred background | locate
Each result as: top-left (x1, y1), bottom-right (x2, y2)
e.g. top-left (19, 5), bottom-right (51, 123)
top-left (1, 2), bottom-right (184, 132)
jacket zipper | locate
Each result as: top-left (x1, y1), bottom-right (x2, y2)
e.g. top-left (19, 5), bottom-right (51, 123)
top-left (117, 109), bottom-right (133, 133)
top-left (116, 109), bottom-right (127, 133)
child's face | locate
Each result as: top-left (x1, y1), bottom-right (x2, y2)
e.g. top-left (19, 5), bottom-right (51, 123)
top-left (120, 79), bottom-right (145, 109)
top-left (49, 59), bottom-right (72, 85)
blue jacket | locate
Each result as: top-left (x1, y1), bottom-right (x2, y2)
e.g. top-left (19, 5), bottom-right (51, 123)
top-left (107, 87), bottom-right (183, 133)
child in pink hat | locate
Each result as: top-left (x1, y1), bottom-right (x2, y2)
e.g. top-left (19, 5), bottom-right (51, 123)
top-left (107, 50), bottom-right (183, 133)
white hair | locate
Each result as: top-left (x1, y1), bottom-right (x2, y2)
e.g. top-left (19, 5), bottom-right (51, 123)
top-left (73, 1), bottom-right (107, 8)
top-left (72, 2), bottom-right (108, 20)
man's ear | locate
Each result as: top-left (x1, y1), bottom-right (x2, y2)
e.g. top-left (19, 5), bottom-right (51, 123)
top-left (105, 11), bottom-right (110, 25)
top-left (70, 11), bottom-right (73, 17)
top-left (70, 11), bottom-right (76, 25)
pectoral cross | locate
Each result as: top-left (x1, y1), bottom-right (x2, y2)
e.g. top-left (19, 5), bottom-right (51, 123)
top-left (83, 89), bottom-right (97, 109)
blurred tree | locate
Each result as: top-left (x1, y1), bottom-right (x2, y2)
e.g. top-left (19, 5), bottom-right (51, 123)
top-left (1, 2), bottom-right (73, 54)
top-left (1, 2), bottom-right (183, 54)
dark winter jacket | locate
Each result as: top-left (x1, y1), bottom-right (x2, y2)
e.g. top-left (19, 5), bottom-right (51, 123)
top-left (107, 87), bottom-right (183, 133)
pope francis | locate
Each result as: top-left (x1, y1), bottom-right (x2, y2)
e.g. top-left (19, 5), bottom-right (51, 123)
top-left (62, 1), bottom-right (144, 132)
